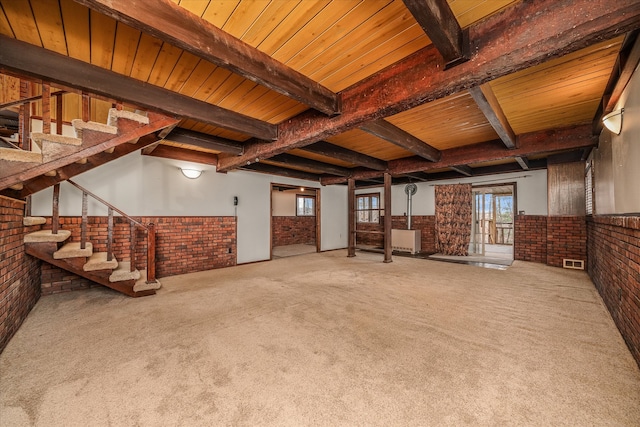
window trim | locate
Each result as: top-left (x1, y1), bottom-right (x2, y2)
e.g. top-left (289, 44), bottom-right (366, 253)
top-left (296, 194), bottom-right (316, 217)
top-left (356, 192), bottom-right (381, 223)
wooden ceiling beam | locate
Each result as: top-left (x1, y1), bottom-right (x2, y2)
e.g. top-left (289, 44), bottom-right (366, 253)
top-left (269, 153), bottom-right (351, 176)
top-left (73, 0), bottom-right (340, 116)
top-left (401, 0), bottom-right (468, 67)
top-left (450, 165), bottom-right (473, 176)
top-left (360, 119), bottom-right (441, 162)
top-left (320, 124), bottom-right (596, 185)
top-left (164, 128), bottom-right (244, 155)
top-left (142, 144), bottom-right (218, 166)
top-left (515, 156), bottom-right (530, 170)
top-left (0, 36), bottom-right (276, 140)
top-left (299, 141), bottom-right (387, 171)
top-left (241, 163), bottom-right (322, 182)
top-left (468, 84), bottom-right (517, 149)
top-left (217, 0), bottom-right (640, 172)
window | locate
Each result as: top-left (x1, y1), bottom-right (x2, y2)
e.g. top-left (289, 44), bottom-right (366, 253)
top-left (356, 193), bottom-right (380, 223)
top-left (296, 195), bottom-right (315, 216)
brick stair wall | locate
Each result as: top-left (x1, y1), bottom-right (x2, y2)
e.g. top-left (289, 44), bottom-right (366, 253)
top-left (0, 197), bottom-right (42, 353)
top-left (272, 216), bottom-right (316, 246)
top-left (40, 215), bottom-right (237, 295)
top-left (587, 215), bottom-right (640, 367)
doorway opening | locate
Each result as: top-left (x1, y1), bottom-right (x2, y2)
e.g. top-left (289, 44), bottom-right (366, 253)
top-left (470, 183), bottom-right (515, 261)
top-left (270, 183), bottom-right (320, 259)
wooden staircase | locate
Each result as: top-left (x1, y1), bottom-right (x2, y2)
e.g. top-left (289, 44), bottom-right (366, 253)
top-left (22, 178), bottom-right (160, 297)
top-left (0, 102), bottom-right (178, 197)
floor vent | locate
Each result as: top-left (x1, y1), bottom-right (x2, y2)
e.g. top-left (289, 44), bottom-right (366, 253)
top-left (563, 259), bottom-right (584, 270)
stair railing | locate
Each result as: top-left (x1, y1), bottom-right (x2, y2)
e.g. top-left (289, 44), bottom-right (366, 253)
top-left (54, 179), bottom-right (157, 284)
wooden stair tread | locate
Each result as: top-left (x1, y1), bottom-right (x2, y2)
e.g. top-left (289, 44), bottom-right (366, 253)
top-left (0, 147), bottom-right (42, 163)
top-left (24, 229), bottom-right (71, 243)
top-left (31, 133), bottom-right (82, 147)
top-left (109, 262), bottom-right (141, 282)
top-left (23, 216), bottom-right (47, 226)
top-left (107, 108), bottom-right (149, 127)
top-left (84, 252), bottom-right (118, 271)
top-left (71, 119), bottom-right (117, 139)
top-left (53, 241), bottom-right (93, 259)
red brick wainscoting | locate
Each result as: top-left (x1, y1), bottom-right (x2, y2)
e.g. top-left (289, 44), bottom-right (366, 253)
top-left (514, 215), bottom-right (586, 267)
top-left (355, 215), bottom-right (436, 253)
top-left (40, 216), bottom-right (236, 295)
top-left (272, 216), bottom-right (316, 246)
top-left (588, 216), bottom-right (640, 367)
top-left (0, 197), bottom-right (42, 353)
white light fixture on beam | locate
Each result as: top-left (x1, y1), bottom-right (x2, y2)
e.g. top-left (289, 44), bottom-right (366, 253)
top-left (180, 168), bottom-right (202, 179)
top-left (602, 108), bottom-right (624, 135)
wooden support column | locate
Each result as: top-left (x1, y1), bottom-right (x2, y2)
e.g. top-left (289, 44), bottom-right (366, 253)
top-left (383, 173), bottom-right (392, 263)
top-left (146, 223), bottom-right (156, 284)
top-left (347, 178), bottom-right (356, 257)
top-left (107, 207), bottom-right (114, 261)
top-left (19, 80), bottom-right (31, 150)
top-left (82, 92), bottom-right (90, 122)
top-left (42, 83), bottom-right (51, 134)
top-left (52, 183), bottom-right (60, 234)
top-left (54, 92), bottom-right (63, 135)
top-left (130, 222), bottom-right (136, 272)
top-left (80, 192), bottom-right (88, 249)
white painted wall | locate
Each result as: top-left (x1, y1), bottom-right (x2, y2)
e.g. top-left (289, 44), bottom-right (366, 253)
top-left (271, 191), bottom-right (296, 216)
top-left (593, 62), bottom-right (640, 214)
top-left (354, 170), bottom-right (548, 217)
top-left (31, 153), bottom-right (347, 264)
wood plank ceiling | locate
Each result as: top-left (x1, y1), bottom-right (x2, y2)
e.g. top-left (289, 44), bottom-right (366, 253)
top-left (0, 0), bottom-right (638, 191)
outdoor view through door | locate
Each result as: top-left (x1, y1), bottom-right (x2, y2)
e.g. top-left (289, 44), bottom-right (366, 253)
top-left (470, 185), bottom-right (515, 261)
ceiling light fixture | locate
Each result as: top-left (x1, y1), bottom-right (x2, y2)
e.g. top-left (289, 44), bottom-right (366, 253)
top-left (602, 108), bottom-right (624, 135)
top-left (180, 168), bottom-right (202, 179)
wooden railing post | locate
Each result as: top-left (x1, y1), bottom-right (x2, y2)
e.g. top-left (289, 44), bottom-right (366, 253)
top-left (146, 223), bottom-right (156, 283)
top-left (107, 207), bottom-right (113, 261)
top-left (19, 80), bottom-right (31, 151)
top-left (82, 92), bottom-right (90, 122)
top-left (130, 221), bottom-right (136, 272)
top-left (80, 192), bottom-right (88, 249)
top-left (54, 92), bottom-right (64, 135)
top-left (42, 83), bottom-right (51, 134)
top-left (52, 183), bottom-right (60, 234)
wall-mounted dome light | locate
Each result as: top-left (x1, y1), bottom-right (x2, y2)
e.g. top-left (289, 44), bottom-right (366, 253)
top-left (602, 108), bottom-right (624, 135)
top-left (180, 168), bottom-right (202, 179)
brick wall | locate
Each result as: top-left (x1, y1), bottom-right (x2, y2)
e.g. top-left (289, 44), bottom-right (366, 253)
top-left (0, 197), bottom-right (42, 353)
top-left (272, 216), bottom-right (316, 246)
top-left (41, 216), bottom-right (237, 294)
top-left (514, 215), bottom-right (586, 266)
top-left (546, 216), bottom-right (587, 267)
top-left (355, 215), bottom-right (436, 253)
top-left (587, 216), bottom-right (640, 367)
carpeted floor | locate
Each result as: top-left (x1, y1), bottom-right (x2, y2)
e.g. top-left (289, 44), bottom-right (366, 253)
top-left (1, 250), bottom-right (639, 426)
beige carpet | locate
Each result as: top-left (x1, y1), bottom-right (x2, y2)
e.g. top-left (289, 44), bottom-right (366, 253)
top-left (1, 250), bottom-right (639, 426)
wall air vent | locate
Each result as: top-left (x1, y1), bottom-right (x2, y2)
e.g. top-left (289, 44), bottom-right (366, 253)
top-left (563, 259), bottom-right (585, 270)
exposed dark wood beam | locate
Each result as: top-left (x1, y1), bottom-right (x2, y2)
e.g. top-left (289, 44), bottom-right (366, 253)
top-left (164, 128), bottom-right (244, 155)
top-left (269, 153), bottom-right (351, 176)
top-left (300, 141), bottom-right (387, 171)
top-left (450, 165), bottom-right (473, 176)
top-left (74, 0), bottom-right (340, 116)
top-left (0, 36), bottom-right (276, 140)
top-left (592, 30), bottom-right (640, 134)
top-left (360, 119), bottom-right (440, 162)
top-left (546, 150), bottom-right (585, 165)
top-left (321, 124), bottom-right (596, 185)
top-left (142, 144), bottom-right (218, 166)
top-left (241, 163), bottom-right (321, 182)
top-left (403, 173), bottom-right (430, 182)
top-left (217, 0), bottom-right (640, 172)
top-left (402, 0), bottom-right (468, 67)
top-left (468, 84), bottom-right (517, 149)
top-left (515, 156), bottom-right (530, 170)
top-left (0, 90), bottom-right (66, 109)
top-left (3, 131), bottom-right (169, 198)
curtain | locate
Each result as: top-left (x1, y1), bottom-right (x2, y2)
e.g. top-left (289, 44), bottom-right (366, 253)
top-left (434, 184), bottom-right (472, 256)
